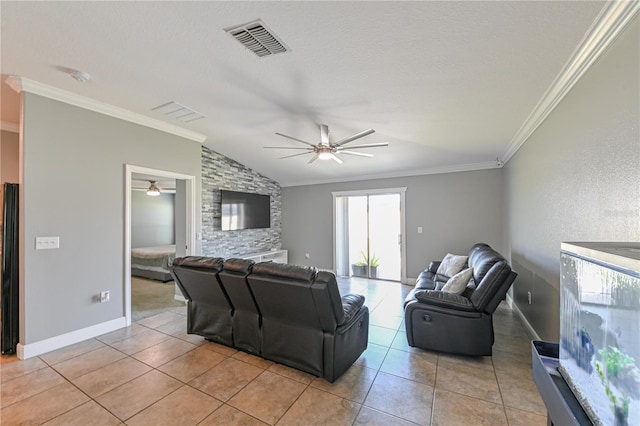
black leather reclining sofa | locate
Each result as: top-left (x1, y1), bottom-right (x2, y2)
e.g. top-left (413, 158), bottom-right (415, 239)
top-left (170, 257), bottom-right (369, 382)
top-left (404, 243), bottom-right (517, 356)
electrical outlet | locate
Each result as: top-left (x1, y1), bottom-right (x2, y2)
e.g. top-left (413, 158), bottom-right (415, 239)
top-left (100, 291), bottom-right (110, 303)
top-left (305, 252), bottom-right (310, 259)
top-left (527, 291), bottom-right (532, 305)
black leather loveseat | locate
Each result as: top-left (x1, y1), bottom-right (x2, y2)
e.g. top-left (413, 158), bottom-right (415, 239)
top-left (404, 243), bottom-right (517, 356)
top-left (170, 257), bottom-right (369, 382)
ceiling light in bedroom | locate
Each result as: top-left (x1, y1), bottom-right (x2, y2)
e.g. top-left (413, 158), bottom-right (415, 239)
top-left (147, 181), bottom-right (161, 196)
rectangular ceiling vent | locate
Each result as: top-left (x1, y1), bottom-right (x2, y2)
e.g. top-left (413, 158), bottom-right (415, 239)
top-left (225, 19), bottom-right (289, 58)
top-left (152, 101), bottom-right (205, 123)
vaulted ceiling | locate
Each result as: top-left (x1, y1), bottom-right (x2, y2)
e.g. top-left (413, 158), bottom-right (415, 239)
top-left (1, 1), bottom-right (607, 186)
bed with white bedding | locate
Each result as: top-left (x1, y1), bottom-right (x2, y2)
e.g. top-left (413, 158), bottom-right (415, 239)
top-left (131, 244), bottom-right (176, 282)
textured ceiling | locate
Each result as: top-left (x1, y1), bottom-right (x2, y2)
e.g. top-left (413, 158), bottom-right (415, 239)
top-left (0, 1), bottom-right (605, 186)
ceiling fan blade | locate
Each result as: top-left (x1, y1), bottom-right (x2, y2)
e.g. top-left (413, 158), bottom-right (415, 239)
top-left (308, 154), bottom-right (320, 164)
top-left (342, 142), bottom-right (388, 149)
top-left (275, 132), bottom-right (317, 147)
top-left (264, 146), bottom-right (312, 150)
top-left (334, 129), bottom-right (375, 147)
top-left (320, 124), bottom-right (330, 145)
top-left (329, 153), bottom-right (343, 164)
top-left (337, 150), bottom-right (374, 158)
top-left (280, 152), bottom-right (313, 159)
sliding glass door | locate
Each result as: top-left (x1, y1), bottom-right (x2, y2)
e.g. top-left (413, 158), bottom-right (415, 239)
top-left (334, 188), bottom-right (405, 282)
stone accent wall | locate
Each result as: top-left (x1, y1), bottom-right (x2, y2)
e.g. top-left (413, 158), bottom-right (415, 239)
top-left (201, 146), bottom-right (281, 257)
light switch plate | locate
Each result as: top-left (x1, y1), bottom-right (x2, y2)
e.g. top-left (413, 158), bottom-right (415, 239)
top-left (35, 236), bottom-right (60, 250)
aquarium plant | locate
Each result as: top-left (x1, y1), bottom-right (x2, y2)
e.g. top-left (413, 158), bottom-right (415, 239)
top-left (596, 346), bottom-right (636, 425)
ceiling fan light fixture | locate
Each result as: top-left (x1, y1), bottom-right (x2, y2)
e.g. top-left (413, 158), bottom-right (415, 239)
top-left (146, 181), bottom-right (161, 196)
top-left (269, 124), bottom-right (386, 164)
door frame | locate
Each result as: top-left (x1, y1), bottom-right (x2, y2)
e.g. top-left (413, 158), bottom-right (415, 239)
top-left (332, 187), bottom-right (407, 284)
top-left (124, 164), bottom-right (196, 326)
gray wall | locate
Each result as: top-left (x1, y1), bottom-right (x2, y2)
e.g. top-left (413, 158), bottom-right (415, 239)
top-left (21, 93), bottom-right (202, 344)
top-left (131, 191), bottom-right (175, 248)
top-left (201, 146), bottom-right (281, 257)
top-left (282, 169), bottom-right (504, 278)
top-left (174, 180), bottom-right (187, 258)
top-left (504, 16), bottom-right (639, 341)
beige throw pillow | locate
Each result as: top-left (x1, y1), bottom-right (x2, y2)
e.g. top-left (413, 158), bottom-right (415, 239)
top-left (436, 253), bottom-right (468, 277)
top-left (442, 268), bottom-right (474, 295)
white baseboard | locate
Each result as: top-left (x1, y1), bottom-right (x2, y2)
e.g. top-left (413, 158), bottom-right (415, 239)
top-left (506, 294), bottom-right (541, 341)
top-left (17, 317), bottom-right (127, 360)
top-left (174, 294), bottom-right (187, 303)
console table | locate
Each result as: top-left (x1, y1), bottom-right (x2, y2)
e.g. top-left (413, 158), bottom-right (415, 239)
top-left (240, 249), bottom-right (288, 264)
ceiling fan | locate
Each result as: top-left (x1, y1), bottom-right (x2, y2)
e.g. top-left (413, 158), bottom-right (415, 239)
top-left (265, 124), bottom-right (388, 164)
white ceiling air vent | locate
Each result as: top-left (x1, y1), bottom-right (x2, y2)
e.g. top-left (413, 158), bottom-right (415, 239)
top-left (225, 20), bottom-right (289, 57)
top-left (152, 101), bottom-right (206, 123)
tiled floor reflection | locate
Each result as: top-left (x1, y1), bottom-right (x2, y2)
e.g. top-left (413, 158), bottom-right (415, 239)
top-left (1, 277), bottom-right (546, 425)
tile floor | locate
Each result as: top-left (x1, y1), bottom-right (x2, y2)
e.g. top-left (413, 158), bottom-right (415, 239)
top-left (0, 277), bottom-right (547, 425)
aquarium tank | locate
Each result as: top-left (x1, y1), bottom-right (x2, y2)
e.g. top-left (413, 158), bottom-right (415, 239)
top-left (559, 242), bottom-right (640, 426)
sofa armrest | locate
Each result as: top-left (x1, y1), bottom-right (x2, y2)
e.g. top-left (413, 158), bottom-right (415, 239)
top-left (325, 307), bottom-right (369, 382)
top-left (340, 294), bottom-right (365, 325)
top-left (427, 261), bottom-right (441, 274)
top-left (414, 290), bottom-right (476, 312)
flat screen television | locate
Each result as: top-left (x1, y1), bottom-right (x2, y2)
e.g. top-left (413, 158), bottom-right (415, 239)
top-left (220, 190), bottom-right (270, 231)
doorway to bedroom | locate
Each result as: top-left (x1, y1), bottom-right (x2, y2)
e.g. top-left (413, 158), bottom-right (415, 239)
top-left (125, 165), bottom-right (196, 325)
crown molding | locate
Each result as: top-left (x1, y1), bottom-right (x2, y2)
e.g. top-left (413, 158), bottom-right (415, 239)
top-left (5, 76), bottom-right (207, 143)
top-left (501, 0), bottom-right (639, 163)
top-left (279, 161), bottom-right (499, 187)
top-left (0, 121), bottom-right (19, 133)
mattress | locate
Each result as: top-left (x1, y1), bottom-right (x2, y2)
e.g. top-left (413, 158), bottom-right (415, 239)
top-left (131, 244), bottom-right (175, 282)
